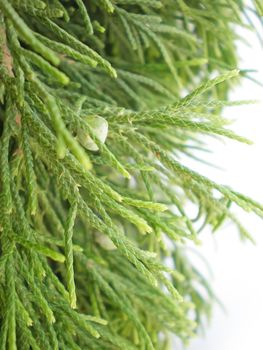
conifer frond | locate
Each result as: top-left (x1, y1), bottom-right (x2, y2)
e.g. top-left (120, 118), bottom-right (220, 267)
top-left (0, 1), bottom-right (262, 349)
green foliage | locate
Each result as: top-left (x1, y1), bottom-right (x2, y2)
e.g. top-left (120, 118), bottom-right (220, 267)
top-left (0, 0), bottom-right (262, 349)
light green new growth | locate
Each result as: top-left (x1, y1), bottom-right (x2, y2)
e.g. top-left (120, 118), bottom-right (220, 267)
top-left (0, 0), bottom-right (262, 349)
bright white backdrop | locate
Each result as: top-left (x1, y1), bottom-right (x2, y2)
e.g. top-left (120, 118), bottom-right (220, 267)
top-left (184, 19), bottom-right (263, 350)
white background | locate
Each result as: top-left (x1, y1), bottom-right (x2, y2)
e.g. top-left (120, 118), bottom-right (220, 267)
top-left (183, 18), bottom-right (263, 350)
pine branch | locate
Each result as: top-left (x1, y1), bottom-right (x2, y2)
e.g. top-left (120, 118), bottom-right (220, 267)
top-left (0, 1), bottom-right (262, 349)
